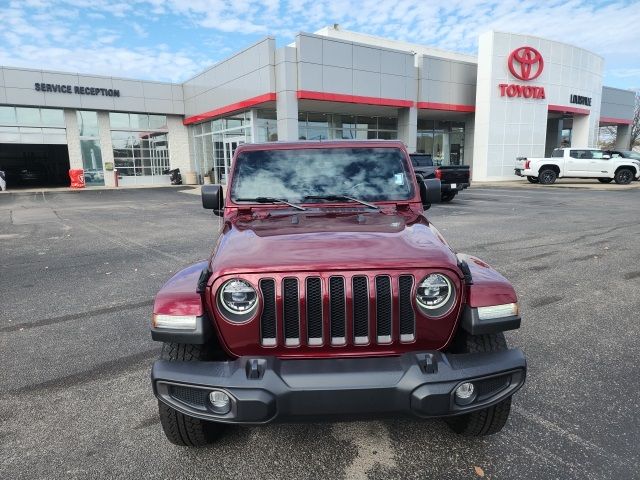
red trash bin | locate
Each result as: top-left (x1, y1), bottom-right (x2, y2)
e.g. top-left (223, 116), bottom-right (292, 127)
top-left (69, 169), bottom-right (85, 189)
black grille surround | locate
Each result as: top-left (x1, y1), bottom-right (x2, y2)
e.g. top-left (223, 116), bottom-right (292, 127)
top-left (282, 278), bottom-right (300, 346)
top-left (352, 276), bottom-right (369, 344)
top-left (259, 279), bottom-right (277, 346)
top-left (398, 275), bottom-right (416, 342)
top-left (329, 277), bottom-right (346, 345)
top-left (306, 277), bottom-right (323, 345)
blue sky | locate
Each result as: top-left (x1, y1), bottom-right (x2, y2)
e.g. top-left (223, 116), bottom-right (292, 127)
top-left (0, 0), bottom-right (638, 89)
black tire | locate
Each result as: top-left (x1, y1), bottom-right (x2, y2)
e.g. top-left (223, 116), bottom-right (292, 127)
top-left (158, 400), bottom-right (223, 447)
top-left (598, 178), bottom-right (613, 183)
top-left (614, 168), bottom-right (634, 185)
top-left (157, 342), bottom-right (225, 447)
top-left (538, 169), bottom-right (557, 185)
top-left (526, 176), bottom-right (539, 184)
top-left (441, 192), bottom-right (456, 202)
top-left (445, 332), bottom-right (513, 437)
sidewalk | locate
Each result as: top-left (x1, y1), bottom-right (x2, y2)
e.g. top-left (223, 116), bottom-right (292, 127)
top-left (0, 184), bottom-right (191, 195)
top-left (473, 179), bottom-right (640, 191)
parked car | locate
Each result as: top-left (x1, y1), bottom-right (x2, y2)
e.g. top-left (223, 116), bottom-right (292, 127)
top-left (514, 148), bottom-right (640, 185)
top-left (409, 153), bottom-right (471, 202)
top-left (150, 140), bottom-right (526, 446)
top-left (605, 150), bottom-right (640, 180)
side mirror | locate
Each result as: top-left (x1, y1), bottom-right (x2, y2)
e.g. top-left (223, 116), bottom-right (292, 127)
top-left (602, 155), bottom-right (611, 159)
top-left (202, 184), bottom-right (224, 216)
top-left (418, 177), bottom-right (441, 210)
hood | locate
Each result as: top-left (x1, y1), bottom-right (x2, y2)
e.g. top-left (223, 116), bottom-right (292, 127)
top-left (209, 210), bottom-right (460, 276)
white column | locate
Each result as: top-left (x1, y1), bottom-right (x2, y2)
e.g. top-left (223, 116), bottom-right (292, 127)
top-left (571, 115), bottom-right (591, 147)
top-left (97, 111), bottom-right (116, 187)
top-left (167, 115), bottom-right (193, 173)
top-left (275, 46), bottom-right (299, 141)
top-left (397, 106), bottom-right (417, 152)
top-left (464, 113), bottom-right (475, 169)
top-left (64, 110), bottom-right (83, 170)
top-left (614, 124), bottom-right (632, 150)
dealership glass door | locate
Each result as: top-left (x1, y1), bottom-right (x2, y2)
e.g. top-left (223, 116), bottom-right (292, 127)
top-left (219, 137), bottom-right (243, 184)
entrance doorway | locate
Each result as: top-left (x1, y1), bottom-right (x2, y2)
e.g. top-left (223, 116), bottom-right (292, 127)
top-left (214, 137), bottom-right (243, 184)
top-left (0, 144), bottom-right (70, 188)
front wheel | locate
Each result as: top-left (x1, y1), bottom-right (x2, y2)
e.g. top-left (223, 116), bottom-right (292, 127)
top-left (526, 176), bottom-right (539, 184)
top-left (538, 169), bottom-right (557, 185)
top-left (445, 332), bottom-right (513, 436)
top-left (157, 342), bottom-right (226, 446)
top-left (598, 178), bottom-right (613, 183)
top-left (614, 168), bottom-right (634, 185)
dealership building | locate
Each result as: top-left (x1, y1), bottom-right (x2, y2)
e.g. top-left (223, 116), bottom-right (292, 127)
top-left (0, 28), bottom-right (635, 188)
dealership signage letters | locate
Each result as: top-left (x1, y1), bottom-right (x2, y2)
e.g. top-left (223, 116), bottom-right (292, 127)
top-left (34, 83), bottom-right (121, 97)
top-left (570, 94), bottom-right (591, 106)
top-left (498, 46), bottom-right (546, 99)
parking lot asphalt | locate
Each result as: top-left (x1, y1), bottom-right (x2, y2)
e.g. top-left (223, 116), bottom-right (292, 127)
top-left (1, 185), bottom-right (639, 480)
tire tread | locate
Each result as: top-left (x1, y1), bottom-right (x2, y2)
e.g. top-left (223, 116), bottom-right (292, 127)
top-left (445, 332), bottom-right (513, 437)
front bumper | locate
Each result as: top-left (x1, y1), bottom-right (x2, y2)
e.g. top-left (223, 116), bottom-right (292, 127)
top-left (442, 182), bottom-right (470, 193)
top-left (152, 349), bottom-right (526, 424)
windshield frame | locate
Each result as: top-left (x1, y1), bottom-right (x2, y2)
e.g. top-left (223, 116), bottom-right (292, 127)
top-left (226, 144), bottom-right (419, 208)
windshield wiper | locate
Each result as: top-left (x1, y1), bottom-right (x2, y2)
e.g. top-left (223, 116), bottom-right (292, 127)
top-left (235, 197), bottom-right (307, 211)
top-left (303, 194), bottom-right (379, 210)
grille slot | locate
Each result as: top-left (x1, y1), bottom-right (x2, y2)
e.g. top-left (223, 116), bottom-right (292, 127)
top-left (259, 279), bottom-right (277, 346)
top-left (352, 276), bottom-right (369, 344)
top-left (399, 275), bottom-right (415, 342)
top-left (375, 276), bottom-right (392, 343)
top-left (306, 277), bottom-right (323, 345)
top-left (329, 276), bottom-right (346, 345)
top-left (282, 278), bottom-right (300, 346)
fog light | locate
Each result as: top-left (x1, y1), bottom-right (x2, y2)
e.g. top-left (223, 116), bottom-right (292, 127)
top-left (209, 390), bottom-right (232, 415)
top-left (454, 382), bottom-right (476, 406)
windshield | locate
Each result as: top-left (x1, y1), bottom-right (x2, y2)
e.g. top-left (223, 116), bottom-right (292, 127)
top-left (230, 147), bottom-right (414, 203)
top-left (622, 151), bottom-right (640, 160)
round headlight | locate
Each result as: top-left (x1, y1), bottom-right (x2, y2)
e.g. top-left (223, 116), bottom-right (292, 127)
top-left (219, 279), bottom-right (257, 315)
top-left (416, 274), bottom-right (453, 310)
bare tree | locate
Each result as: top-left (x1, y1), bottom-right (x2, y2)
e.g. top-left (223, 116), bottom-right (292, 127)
top-left (631, 90), bottom-right (640, 149)
top-left (598, 90), bottom-right (640, 150)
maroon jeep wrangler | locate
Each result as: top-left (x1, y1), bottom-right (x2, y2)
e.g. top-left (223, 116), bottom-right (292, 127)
top-left (150, 141), bottom-right (526, 446)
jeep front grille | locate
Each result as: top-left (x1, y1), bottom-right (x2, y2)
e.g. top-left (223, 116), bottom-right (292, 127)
top-left (259, 274), bottom-right (416, 347)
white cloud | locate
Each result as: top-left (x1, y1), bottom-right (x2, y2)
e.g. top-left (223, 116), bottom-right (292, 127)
top-left (0, 0), bottom-right (638, 87)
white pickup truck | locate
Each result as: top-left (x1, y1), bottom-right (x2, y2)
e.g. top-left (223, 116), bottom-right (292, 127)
top-left (514, 148), bottom-right (640, 185)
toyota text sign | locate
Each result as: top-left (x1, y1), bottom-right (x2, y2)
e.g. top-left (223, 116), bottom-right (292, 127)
top-left (499, 46), bottom-right (546, 99)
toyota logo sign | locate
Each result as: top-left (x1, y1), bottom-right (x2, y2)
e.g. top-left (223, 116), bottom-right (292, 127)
top-left (508, 46), bottom-right (544, 81)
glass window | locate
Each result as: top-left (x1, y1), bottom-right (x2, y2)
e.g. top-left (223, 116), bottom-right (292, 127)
top-left (307, 112), bottom-right (328, 128)
top-left (591, 150), bottom-right (606, 159)
top-left (570, 150), bottom-right (591, 159)
top-left (231, 147), bottom-right (414, 203)
top-left (16, 107), bottom-right (41, 126)
top-left (77, 111), bottom-right (99, 137)
top-left (378, 117), bottom-right (397, 130)
top-left (41, 109), bottom-right (64, 127)
top-left (130, 113), bottom-right (149, 130)
top-left (551, 149), bottom-right (564, 158)
top-left (356, 116), bottom-right (377, 130)
top-left (0, 106), bottom-right (16, 124)
top-left (111, 130), bottom-right (170, 178)
top-left (149, 115), bottom-right (167, 129)
top-left (377, 131), bottom-right (397, 140)
top-left (110, 113), bottom-right (130, 129)
top-left (80, 139), bottom-right (104, 186)
top-left (257, 109), bottom-right (277, 120)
